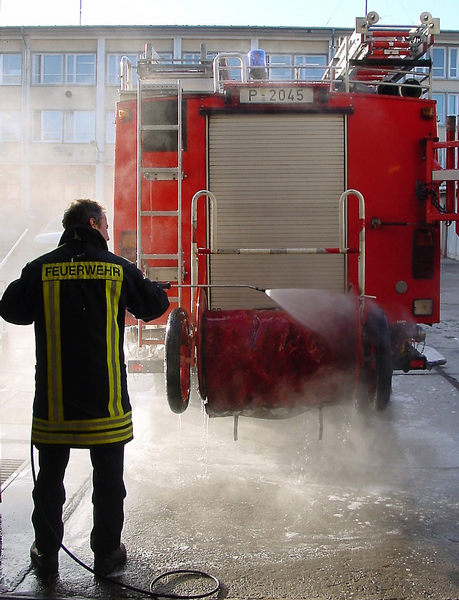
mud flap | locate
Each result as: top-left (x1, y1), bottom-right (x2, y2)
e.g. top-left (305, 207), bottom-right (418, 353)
top-left (423, 346), bottom-right (447, 369)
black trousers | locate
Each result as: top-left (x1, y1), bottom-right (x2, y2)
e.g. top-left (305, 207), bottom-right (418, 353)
top-left (32, 444), bottom-right (126, 555)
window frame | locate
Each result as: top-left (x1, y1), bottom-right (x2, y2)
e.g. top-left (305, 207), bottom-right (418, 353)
top-left (65, 53), bottom-right (96, 85)
top-left (267, 53), bottom-right (327, 81)
top-left (432, 93), bottom-right (446, 125)
top-left (37, 110), bottom-right (64, 141)
top-left (33, 53), bottom-right (97, 85)
top-left (293, 54), bottom-right (327, 80)
top-left (449, 47), bottom-right (458, 79)
top-left (64, 110), bottom-right (95, 143)
top-left (182, 52), bottom-right (201, 65)
top-left (32, 53), bottom-right (64, 85)
top-left (267, 54), bottom-right (293, 81)
top-left (0, 53), bottom-right (22, 85)
top-left (447, 93), bottom-right (459, 117)
top-left (432, 47), bottom-right (446, 79)
top-left (33, 109), bottom-right (96, 143)
top-left (157, 52), bottom-right (173, 62)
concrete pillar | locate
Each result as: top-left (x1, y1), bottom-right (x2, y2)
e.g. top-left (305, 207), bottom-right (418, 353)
top-left (21, 28), bottom-right (31, 216)
top-left (173, 37), bottom-right (182, 62)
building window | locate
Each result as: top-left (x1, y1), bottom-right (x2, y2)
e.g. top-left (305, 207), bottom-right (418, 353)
top-left (33, 110), bottom-right (95, 142)
top-left (182, 53), bottom-right (201, 65)
top-left (413, 51), bottom-right (430, 76)
top-left (0, 54), bottom-right (22, 85)
top-left (65, 54), bottom-right (96, 84)
top-left (188, 50), bottom-right (242, 79)
top-left (448, 94), bottom-right (459, 117)
top-left (294, 55), bottom-right (327, 80)
top-left (33, 53), bottom-right (96, 85)
top-left (0, 111), bottom-right (21, 141)
top-left (267, 54), bottom-right (327, 80)
top-left (33, 54), bottom-right (64, 84)
top-left (432, 47), bottom-right (445, 79)
top-left (432, 93), bottom-right (446, 125)
top-left (106, 111), bottom-right (115, 144)
top-left (64, 111), bottom-right (95, 142)
top-left (35, 111), bottom-right (63, 141)
top-left (157, 52), bottom-right (173, 62)
top-left (449, 48), bottom-right (458, 79)
top-left (268, 54), bottom-right (293, 80)
top-left (107, 53), bottom-right (138, 86)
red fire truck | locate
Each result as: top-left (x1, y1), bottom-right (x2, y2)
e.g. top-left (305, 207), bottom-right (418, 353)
top-left (113, 11), bottom-right (459, 433)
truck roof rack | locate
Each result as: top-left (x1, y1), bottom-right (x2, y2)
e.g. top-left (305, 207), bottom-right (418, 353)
top-left (324, 10), bottom-right (439, 97)
top-left (120, 11), bottom-right (439, 98)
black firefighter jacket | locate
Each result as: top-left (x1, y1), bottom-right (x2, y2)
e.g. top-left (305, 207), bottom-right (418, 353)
top-left (0, 225), bottom-right (170, 447)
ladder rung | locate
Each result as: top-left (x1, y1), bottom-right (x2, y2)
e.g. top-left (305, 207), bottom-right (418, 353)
top-left (147, 266), bottom-right (178, 280)
top-left (140, 339), bottom-right (165, 347)
top-left (142, 167), bottom-right (181, 181)
top-left (140, 83), bottom-right (179, 91)
top-left (141, 253), bottom-right (179, 260)
top-left (167, 296), bottom-right (180, 302)
top-left (137, 81), bottom-right (183, 290)
top-left (141, 210), bottom-right (178, 217)
top-left (141, 167), bottom-right (178, 173)
top-left (432, 169), bottom-right (459, 181)
top-left (141, 124), bottom-right (179, 131)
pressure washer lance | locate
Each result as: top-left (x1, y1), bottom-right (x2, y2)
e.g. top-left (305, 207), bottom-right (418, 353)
top-left (161, 282), bottom-right (267, 293)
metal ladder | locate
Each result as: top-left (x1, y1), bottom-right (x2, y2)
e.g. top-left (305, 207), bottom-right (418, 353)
top-left (136, 78), bottom-right (183, 344)
top-left (325, 11), bottom-right (438, 95)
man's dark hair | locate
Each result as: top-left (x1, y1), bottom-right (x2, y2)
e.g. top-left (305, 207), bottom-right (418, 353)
top-left (62, 199), bottom-right (105, 229)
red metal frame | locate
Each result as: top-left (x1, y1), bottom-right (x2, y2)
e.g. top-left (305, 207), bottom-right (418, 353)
top-left (112, 12), bottom-right (458, 416)
top-left (114, 89), bottom-right (449, 328)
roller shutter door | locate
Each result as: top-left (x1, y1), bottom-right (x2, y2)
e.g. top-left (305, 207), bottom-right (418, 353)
top-left (208, 113), bottom-right (345, 309)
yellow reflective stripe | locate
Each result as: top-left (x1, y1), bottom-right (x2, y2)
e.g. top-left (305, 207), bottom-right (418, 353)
top-left (41, 261), bottom-right (125, 423)
top-left (32, 412), bottom-right (132, 432)
top-left (42, 262), bottom-right (123, 281)
top-left (31, 425), bottom-right (133, 446)
top-left (42, 280), bottom-right (63, 421)
top-left (106, 280), bottom-right (123, 417)
top-left (112, 281), bottom-right (122, 415)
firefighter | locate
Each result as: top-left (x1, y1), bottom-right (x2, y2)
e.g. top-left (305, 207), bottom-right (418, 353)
top-left (0, 199), bottom-right (169, 578)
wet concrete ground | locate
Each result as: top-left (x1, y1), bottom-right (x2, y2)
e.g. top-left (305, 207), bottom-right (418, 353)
top-left (0, 261), bottom-right (458, 599)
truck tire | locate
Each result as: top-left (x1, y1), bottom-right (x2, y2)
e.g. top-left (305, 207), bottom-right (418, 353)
top-left (358, 305), bottom-right (393, 412)
top-left (165, 308), bottom-right (191, 414)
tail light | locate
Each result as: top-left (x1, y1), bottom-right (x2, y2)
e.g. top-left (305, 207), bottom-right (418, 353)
top-left (413, 298), bottom-right (434, 316)
top-left (412, 227), bottom-right (434, 278)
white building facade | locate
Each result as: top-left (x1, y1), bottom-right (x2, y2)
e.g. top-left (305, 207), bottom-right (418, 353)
top-left (0, 23), bottom-right (458, 255)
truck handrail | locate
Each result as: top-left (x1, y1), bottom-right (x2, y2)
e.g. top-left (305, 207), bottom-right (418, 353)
top-left (120, 10), bottom-right (437, 97)
top-left (213, 53), bottom-right (248, 92)
top-left (191, 189), bottom-right (365, 298)
top-left (120, 55), bottom-right (133, 92)
top-left (191, 190), bottom-right (218, 304)
top-left (339, 189), bottom-right (365, 296)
